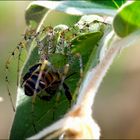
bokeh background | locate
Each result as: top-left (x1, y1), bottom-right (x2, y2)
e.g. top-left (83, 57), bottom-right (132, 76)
top-left (1, 1), bottom-right (140, 139)
top-left (0, 1), bottom-right (30, 138)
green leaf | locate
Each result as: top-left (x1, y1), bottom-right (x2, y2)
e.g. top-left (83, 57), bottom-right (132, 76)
top-left (25, 4), bottom-right (47, 28)
top-left (88, 0), bottom-right (126, 9)
top-left (10, 15), bottom-right (111, 139)
top-left (25, 1), bottom-right (117, 27)
top-left (113, 1), bottom-right (140, 37)
top-left (25, 2), bottom-right (81, 28)
top-left (71, 32), bottom-right (102, 71)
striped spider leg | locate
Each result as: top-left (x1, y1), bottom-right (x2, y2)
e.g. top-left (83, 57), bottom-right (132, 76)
top-left (5, 28), bottom-right (38, 111)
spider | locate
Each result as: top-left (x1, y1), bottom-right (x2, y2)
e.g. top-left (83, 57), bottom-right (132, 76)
top-left (6, 16), bottom-right (105, 134)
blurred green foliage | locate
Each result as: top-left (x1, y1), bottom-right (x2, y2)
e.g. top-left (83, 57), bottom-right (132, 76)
top-left (113, 1), bottom-right (140, 37)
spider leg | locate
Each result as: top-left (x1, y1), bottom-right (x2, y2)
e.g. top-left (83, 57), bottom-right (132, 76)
top-left (5, 41), bottom-right (26, 112)
top-left (33, 60), bottom-right (51, 103)
top-left (31, 102), bottom-right (37, 133)
top-left (22, 63), bottom-right (42, 133)
top-left (72, 53), bottom-right (84, 102)
top-left (31, 60), bottom-right (51, 132)
top-left (56, 64), bottom-right (69, 102)
top-left (21, 63), bottom-right (41, 87)
top-left (63, 82), bottom-right (72, 104)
